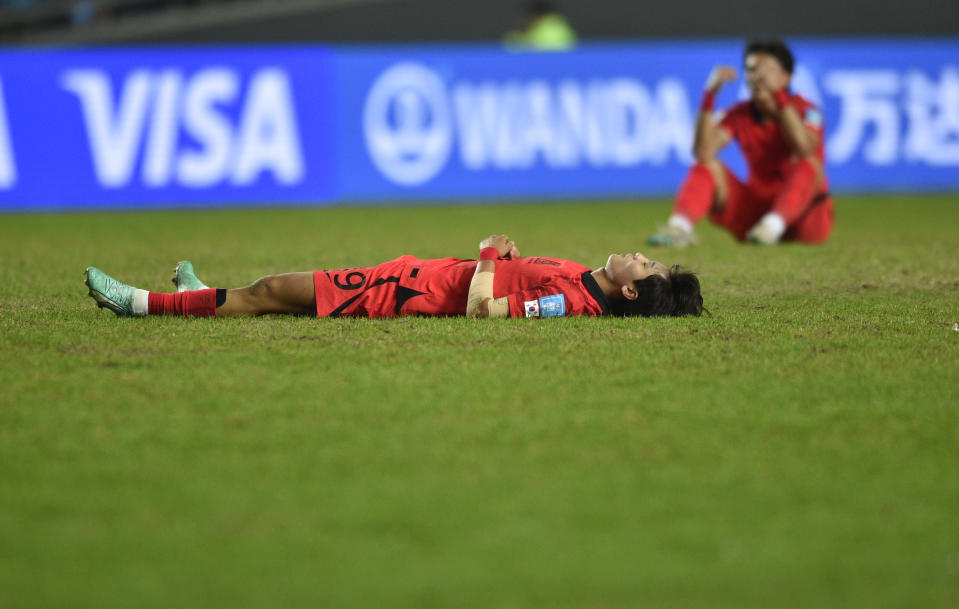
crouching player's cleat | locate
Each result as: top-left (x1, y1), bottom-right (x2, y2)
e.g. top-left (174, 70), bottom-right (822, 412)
top-left (746, 224), bottom-right (778, 245)
top-left (172, 260), bottom-right (209, 292)
top-left (647, 225), bottom-right (698, 248)
top-left (84, 267), bottom-right (140, 317)
top-left (746, 212), bottom-right (786, 245)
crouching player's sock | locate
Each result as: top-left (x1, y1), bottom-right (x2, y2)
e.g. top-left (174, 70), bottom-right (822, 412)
top-left (134, 288), bottom-right (223, 316)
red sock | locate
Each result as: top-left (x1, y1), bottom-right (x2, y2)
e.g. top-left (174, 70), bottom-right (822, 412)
top-left (674, 163), bottom-right (716, 223)
top-left (147, 288), bottom-right (218, 317)
top-left (773, 158), bottom-right (819, 224)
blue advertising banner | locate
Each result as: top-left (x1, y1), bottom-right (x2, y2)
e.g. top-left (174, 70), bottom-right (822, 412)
top-left (337, 42), bottom-right (726, 200)
top-left (0, 40), bottom-right (957, 210)
top-left (0, 47), bottom-right (338, 210)
top-left (336, 39), bottom-right (959, 199)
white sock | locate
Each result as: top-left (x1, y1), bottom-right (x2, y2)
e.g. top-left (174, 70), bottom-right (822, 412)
top-left (758, 212), bottom-right (786, 241)
top-left (133, 289), bottom-right (150, 316)
top-left (667, 214), bottom-right (694, 234)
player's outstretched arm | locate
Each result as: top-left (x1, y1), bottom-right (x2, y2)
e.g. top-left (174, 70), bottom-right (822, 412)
top-left (466, 235), bottom-right (512, 318)
top-left (693, 66), bottom-right (735, 162)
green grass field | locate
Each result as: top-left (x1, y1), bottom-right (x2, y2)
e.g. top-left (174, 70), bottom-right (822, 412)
top-left (1, 195), bottom-right (957, 609)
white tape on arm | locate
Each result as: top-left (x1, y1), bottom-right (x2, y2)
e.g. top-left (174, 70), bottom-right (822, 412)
top-left (466, 267), bottom-right (495, 318)
top-left (487, 296), bottom-right (509, 318)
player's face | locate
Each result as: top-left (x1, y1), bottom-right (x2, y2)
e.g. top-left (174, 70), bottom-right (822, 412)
top-left (604, 252), bottom-right (669, 287)
top-left (745, 53), bottom-right (791, 97)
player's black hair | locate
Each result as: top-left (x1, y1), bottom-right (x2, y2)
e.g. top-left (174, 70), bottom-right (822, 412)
top-left (610, 266), bottom-right (703, 318)
top-left (744, 39), bottom-right (795, 74)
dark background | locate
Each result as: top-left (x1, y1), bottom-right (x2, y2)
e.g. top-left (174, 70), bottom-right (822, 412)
top-left (4, 0), bottom-right (958, 45)
top-left (185, 0), bottom-right (959, 42)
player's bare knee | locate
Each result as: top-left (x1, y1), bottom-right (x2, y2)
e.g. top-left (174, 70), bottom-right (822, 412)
top-left (249, 275), bottom-right (281, 301)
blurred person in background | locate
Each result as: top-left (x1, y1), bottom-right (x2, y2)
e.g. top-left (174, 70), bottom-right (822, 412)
top-left (504, 0), bottom-right (576, 51)
top-left (648, 39), bottom-right (834, 247)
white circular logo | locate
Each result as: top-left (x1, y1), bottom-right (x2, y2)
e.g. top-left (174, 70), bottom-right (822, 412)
top-left (363, 62), bottom-right (452, 186)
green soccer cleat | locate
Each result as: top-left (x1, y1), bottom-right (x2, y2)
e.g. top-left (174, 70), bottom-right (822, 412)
top-left (172, 260), bottom-right (209, 292)
top-left (647, 225), bottom-right (698, 248)
top-left (84, 267), bottom-right (137, 317)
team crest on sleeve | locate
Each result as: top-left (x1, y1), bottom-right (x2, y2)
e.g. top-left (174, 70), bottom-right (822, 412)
top-left (804, 108), bottom-right (823, 128)
top-left (525, 294), bottom-right (566, 318)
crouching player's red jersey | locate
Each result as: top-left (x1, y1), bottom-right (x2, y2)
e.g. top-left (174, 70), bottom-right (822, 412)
top-left (313, 255), bottom-right (611, 319)
top-left (719, 93), bottom-right (828, 195)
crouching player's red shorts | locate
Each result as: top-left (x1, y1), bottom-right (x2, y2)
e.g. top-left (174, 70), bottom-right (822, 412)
top-left (711, 166), bottom-right (834, 244)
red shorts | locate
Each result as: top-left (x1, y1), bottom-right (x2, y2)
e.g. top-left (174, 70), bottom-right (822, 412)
top-left (312, 256), bottom-right (474, 318)
top-left (710, 167), bottom-right (834, 243)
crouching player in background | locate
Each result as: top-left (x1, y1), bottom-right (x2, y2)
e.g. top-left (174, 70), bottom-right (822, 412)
top-left (648, 39), bottom-right (834, 247)
top-left (84, 235), bottom-right (703, 319)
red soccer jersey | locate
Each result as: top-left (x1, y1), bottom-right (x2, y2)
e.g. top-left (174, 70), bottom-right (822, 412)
top-left (313, 255), bottom-right (610, 319)
top-left (718, 93), bottom-right (826, 192)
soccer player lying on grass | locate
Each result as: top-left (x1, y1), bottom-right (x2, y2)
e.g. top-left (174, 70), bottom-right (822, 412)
top-left (648, 39), bottom-right (834, 247)
top-left (84, 235), bottom-right (703, 319)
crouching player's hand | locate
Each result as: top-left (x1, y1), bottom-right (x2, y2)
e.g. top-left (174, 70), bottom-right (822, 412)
top-left (705, 66), bottom-right (737, 93)
top-left (479, 235), bottom-right (520, 259)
